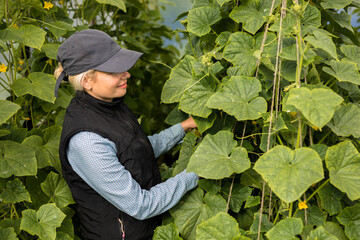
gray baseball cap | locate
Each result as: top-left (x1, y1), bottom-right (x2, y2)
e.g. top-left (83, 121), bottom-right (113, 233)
top-left (55, 29), bottom-right (143, 97)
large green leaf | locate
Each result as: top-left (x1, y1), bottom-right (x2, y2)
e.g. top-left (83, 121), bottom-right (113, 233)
top-left (337, 203), bottom-right (360, 240)
top-left (23, 126), bottom-right (62, 172)
top-left (11, 72), bottom-right (56, 103)
top-left (305, 29), bottom-right (337, 60)
top-left (187, 6), bottom-right (221, 36)
top-left (20, 203), bottom-right (66, 240)
top-left (42, 43), bottom-right (61, 60)
top-left (327, 104), bottom-right (360, 138)
top-left (295, 205), bottom-right (327, 226)
top-left (0, 140), bottom-right (37, 178)
top-left (172, 133), bottom-right (197, 176)
top-left (41, 172), bottom-right (75, 208)
top-left (193, 113), bottom-right (216, 134)
top-left (153, 223), bottom-right (183, 240)
top-left (207, 76), bottom-right (267, 121)
top-left (222, 182), bottom-right (252, 213)
top-left (187, 131), bottom-right (251, 179)
top-left (95, 0), bottom-right (126, 12)
top-left (320, 0), bottom-right (352, 9)
top-left (179, 75), bottom-right (216, 118)
top-left (161, 55), bottom-right (195, 103)
top-left (340, 45), bottom-right (360, 68)
top-left (323, 222), bottom-right (348, 240)
top-left (325, 141), bottom-right (360, 201)
top-left (286, 87), bottom-right (343, 129)
top-left (229, 0), bottom-right (280, 35)
top-left (0, 179), bottom-right (31, 203)
top-left (170, 188), bottom-right (226, 240)
top-left (223, 32), bottom-right (276, 75)
top-left (46, 21), bottom-right (75, 39)
top-left (249, 213), bottom-right (274, 234)
top-left (254, 145), bottom-right (324, 203)
top-left (196, 212), bottom-right (241, 240)
top-left (0, 25), bottom-right (46, 50)
top-left (0, 227), bottom-right (18, 240)
top-left (0, 100), bottom-right (21, 125)
top-left (266, 218), bottom-right (303, 240)
top-left (327, 10), bottom-right (353, 33)
top-left (318, 184), bottom-right (344, 216)
top-left (323, 60), bottom-right (360, 85)
top-left (308, 226), bottom-right (338, 240)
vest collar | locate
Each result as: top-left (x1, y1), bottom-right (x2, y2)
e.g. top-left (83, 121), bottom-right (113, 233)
top-left (76, 91), bottom-right (123, 115)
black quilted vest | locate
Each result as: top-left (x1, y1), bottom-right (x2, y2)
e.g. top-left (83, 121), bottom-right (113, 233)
top-left (59, 92), bottom-right (162, 240)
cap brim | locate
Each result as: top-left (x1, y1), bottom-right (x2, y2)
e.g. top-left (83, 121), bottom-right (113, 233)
top-left (94, 48), bottom-right (143, 73)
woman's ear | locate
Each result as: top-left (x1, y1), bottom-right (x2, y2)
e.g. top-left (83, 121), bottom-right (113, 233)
top-left (81, 74), bottom-right (92, 91)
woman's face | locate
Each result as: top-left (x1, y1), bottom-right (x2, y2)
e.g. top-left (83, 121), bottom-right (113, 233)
top-left (85, 71), bottom-right (130, 102)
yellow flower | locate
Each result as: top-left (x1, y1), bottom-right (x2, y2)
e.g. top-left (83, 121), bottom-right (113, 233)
top-left (19, 59), bottom-right (24, 65)
top-left (298, 201), bottom-right (308, 210)
top-left (311, 125), bottom-right (319, 131)
top-left (48, 59), bottom-right (52, 66)
top-left (252, 121), bottom-right (257, 125)
top-left (0, 63), bottom-right (7, 72)
top-left (17, 67), bottom-right (22, 71)
top-left (59, 0), bottom-right (63, 4)
top-left (12, 23), bottom-right (19, 28)
top-left (288, 111), bottom-right (297, 118)
top-left (44, 1), bottom-right (54, 10)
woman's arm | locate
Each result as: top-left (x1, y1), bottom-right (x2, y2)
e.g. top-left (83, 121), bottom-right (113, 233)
top-left (148, 117), bottom-right (197, 158)
top-left (67, 131), bottom-right (198, 220)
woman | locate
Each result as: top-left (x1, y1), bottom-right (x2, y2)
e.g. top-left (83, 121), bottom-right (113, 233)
top-left (54, 29), bottom-right (198, 240)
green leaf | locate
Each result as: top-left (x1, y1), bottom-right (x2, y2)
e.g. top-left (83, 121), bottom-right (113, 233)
top-left (216, 0), bottom-right (231, 7)
top-left (327, 10), bottom-right (353, 33)
top-left (196, 212), bottom-right (241, 240)
top-left (337, 203), bottom-right (360, 240)
top-left (318, 184), bottom-right (344, 216)
top-left (323, 60), bottom-right (360, 85)
top-left (207, 76), bottom-right (267, 121)
top-left (23, 126), bottom-right (62, 172)
top-left (11, 72), bottom-right (56, 103)
top-left (179, 75), bottom-right (216, 118)
top-left (0, 227), bottom-right (18, 240)
top-left (20, 203), bottom-right (66, 240)
top-left (286, 87), bottom-right (343, 129)
top-left (308, 226), bottom-right (338, 240)
top-left (323, 222), bottom-right (348, 240)
top-left (187, 6), bottom-right (221, 36)
top-left (320, 0), bottom-right (352, 9)
top-left (305, 29), bottom-right (337, 60)
top-left (0, 0), bottom-right (4, 20)
top-left (198, 179), bottom-right (221, 194)
top-left (193, 113), bottom-right (216, 134)
top-left (170, 188), bottom-right (227, 240)
top-left (223, 32), bottom-right (276, 76)
top-left (325, 140), bottom-right (360, 201)
top-left (266, 218), bottom-right (303, 240)
top-left (340, 45), bottom-right (360, 68)
top-left (173, 133), bottom-right (197, 176)
top-left (0, 25), bottom-right (46, 50)
top-left (302, 4), bottom-right (322, 30)
top-left (0, 100), bottom-right (21, 125)
top-left (0, 140), bottom-right (37, 178)
top-left (153, 223), bottom-right (183, 240)
top-left (42, 44), bottom-right (61, 60)
top-left (222, 183), bottom-right (252, 213)
top-left (187, 131), bottom-right (251, 179)
top-left (46, 21), bottom-right (75, 39)
top-left (249, 213), bottom-right (274, 234)
top-left (229, 0), bottom-right (280, 35)
top-left (95, 0), bottom-right (126, 12)
top-left (244, 195), bottom-right (260, 208)
top-left (327, 104), bottom-right (360, 138)
top-left (295, 205), bottom-right (327, 226)
top-left (254, 145), bottom-right (324, 203)
top-left (0, 179), bottom-right (31, 203)
top-left (41, 172), bottom-right (75, 208)
top-left (161, 55), bottom-right (195, 103)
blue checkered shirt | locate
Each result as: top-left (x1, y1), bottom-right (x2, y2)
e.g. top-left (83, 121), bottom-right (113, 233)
top-left (66, 123), bottom-right (198, 220)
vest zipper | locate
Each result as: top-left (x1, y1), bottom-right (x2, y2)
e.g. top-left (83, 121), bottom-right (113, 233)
top-left (118, 218), bottom-right (125, 240)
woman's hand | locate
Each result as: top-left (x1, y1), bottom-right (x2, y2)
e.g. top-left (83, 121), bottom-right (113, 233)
top-left (180, 117), bottom-right (197, 132)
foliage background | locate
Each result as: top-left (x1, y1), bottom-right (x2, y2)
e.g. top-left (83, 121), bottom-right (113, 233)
top-left (1, 0), bottom-right (360, 240)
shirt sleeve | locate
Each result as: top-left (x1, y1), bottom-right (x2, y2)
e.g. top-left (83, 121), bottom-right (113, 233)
top-left (67, 131), bottom-right (198, 220)
top-left (147, 123), bottom-right (185, 158)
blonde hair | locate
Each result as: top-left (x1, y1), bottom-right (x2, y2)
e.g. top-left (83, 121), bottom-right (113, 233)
top-left (54, 63), bottom-right (96, 91)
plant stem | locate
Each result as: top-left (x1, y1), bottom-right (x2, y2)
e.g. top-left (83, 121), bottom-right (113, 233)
top-left (288, 202), bottom-right (293, 217)
top-left (226, 175), bottom-right (235, 213)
